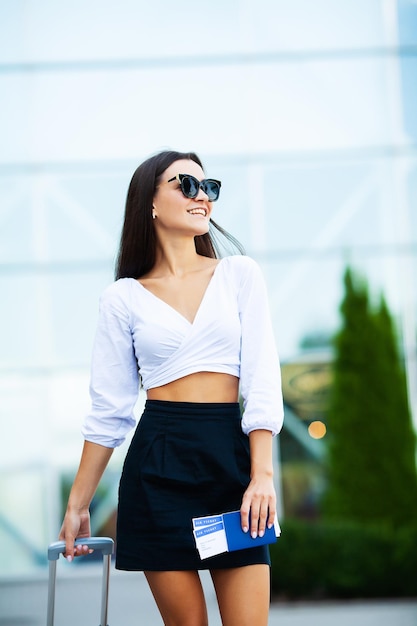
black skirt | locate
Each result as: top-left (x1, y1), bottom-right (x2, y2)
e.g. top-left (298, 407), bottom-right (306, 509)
top-left (116, 400), bottom-right (270, 571)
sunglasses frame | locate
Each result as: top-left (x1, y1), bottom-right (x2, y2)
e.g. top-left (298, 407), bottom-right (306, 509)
top-left (167, 173), bottom-right (222, 202)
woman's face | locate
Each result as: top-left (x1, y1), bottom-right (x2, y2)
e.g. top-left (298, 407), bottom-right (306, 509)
top-left (152, 159), bottom-right (213, 238)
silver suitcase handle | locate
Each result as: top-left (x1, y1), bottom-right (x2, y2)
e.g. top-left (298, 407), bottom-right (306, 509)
top-left (47, 537), bottom-right (114, 626)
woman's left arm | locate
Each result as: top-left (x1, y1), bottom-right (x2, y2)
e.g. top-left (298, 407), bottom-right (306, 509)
top-left (234, 257), bottom-right (284, 534)
top-left (240, 429), bottom-right (276, 537)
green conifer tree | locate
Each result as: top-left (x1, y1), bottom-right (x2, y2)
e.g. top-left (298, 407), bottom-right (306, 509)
top-left (324, 267), bottom-right (417, 526)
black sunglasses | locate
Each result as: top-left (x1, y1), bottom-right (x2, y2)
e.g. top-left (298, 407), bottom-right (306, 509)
top-left (167, 173), bottom-right (221, 202)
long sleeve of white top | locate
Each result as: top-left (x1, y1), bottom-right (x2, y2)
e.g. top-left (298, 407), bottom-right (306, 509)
top-left (237, 258), bottom-right (284, 436)
top-left (81, 286), bottom-right (139, 448)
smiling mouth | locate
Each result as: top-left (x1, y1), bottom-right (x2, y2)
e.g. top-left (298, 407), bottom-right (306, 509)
top-left (187, 208), bottom-right (208, 217)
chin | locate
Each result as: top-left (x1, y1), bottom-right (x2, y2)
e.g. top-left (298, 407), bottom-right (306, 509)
top-left (197, 225), bottom-right (210, 236)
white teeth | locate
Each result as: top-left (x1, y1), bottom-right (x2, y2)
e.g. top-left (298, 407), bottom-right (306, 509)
top-left (188, 209), bottom-right (207, 216)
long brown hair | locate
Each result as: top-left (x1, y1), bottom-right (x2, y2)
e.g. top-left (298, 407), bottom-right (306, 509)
top-left (115, 150), bottom-right (244, 279)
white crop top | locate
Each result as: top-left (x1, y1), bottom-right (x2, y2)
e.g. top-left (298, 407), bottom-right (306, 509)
top-left (82, 255), bottom-right (284, 447)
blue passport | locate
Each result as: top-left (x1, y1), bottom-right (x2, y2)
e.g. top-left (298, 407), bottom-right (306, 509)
top-left (223, 510), bottom-right (279, 551)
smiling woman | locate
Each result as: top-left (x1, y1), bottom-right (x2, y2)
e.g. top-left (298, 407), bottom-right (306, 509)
top-left (59, 149), bottom-right (284, 626)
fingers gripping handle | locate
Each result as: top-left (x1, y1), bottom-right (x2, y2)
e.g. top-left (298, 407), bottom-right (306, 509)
top-left (48, 536), bottom-right (114, 560)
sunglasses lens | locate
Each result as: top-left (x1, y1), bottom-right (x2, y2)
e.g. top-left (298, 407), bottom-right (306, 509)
top-left (203, 181), bottom-right (220, 201)
top-left (181, 175), bottom-right (199, 199)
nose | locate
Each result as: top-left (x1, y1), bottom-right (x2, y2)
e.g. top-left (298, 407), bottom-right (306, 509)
top-left (195, 185), bottom-right (209, 201)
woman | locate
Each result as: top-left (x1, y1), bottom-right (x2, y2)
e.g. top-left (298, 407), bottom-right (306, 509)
top-left (59, 150), bottom-right (284, 626)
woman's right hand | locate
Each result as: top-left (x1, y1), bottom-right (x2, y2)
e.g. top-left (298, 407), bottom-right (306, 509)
top-left (59, 508), bottom-right (92, 562)
top-left (57, 441), bottom-right (114, 561)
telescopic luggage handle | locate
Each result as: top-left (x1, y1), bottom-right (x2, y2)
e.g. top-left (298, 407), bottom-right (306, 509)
top-left (47, 536), bottom-right (114, 626)
top-left (48, 536), bottom-right (114, 560)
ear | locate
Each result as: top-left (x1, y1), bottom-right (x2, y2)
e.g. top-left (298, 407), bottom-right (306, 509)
top-left (152, 205), bottom-right (157, 219)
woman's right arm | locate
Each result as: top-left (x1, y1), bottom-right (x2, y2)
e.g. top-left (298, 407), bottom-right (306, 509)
top-left (59, 441), bottom-right (114, 561)
top-left (60, 282), bottom-right (139, 559)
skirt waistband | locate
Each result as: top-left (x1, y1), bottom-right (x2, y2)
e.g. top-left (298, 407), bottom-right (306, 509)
top-left (144, 399), bottom-right (241, 420)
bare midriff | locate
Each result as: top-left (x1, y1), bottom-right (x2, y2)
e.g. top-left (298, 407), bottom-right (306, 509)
top-left (146, 372), bottom-right (239, 403)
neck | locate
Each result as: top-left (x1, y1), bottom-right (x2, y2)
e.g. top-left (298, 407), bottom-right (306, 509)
top-left (154, 238), bottom-right (202, 277)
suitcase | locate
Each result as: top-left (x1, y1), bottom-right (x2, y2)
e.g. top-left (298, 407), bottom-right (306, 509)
top-left (47, 536), bottom-right (114, 626)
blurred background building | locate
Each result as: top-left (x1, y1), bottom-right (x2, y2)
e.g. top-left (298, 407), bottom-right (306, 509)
top-left (1, 0), bottom-right (417, 575)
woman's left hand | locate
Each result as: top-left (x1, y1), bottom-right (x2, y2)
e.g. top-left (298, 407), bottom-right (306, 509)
top-left (241, 428), bottom-right (276, 537)
top-left (240, 472), bottom-right (276, 538)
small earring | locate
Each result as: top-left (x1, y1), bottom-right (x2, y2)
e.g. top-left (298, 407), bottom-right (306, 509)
top-left (152, 212), bottom-right (156, 219)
